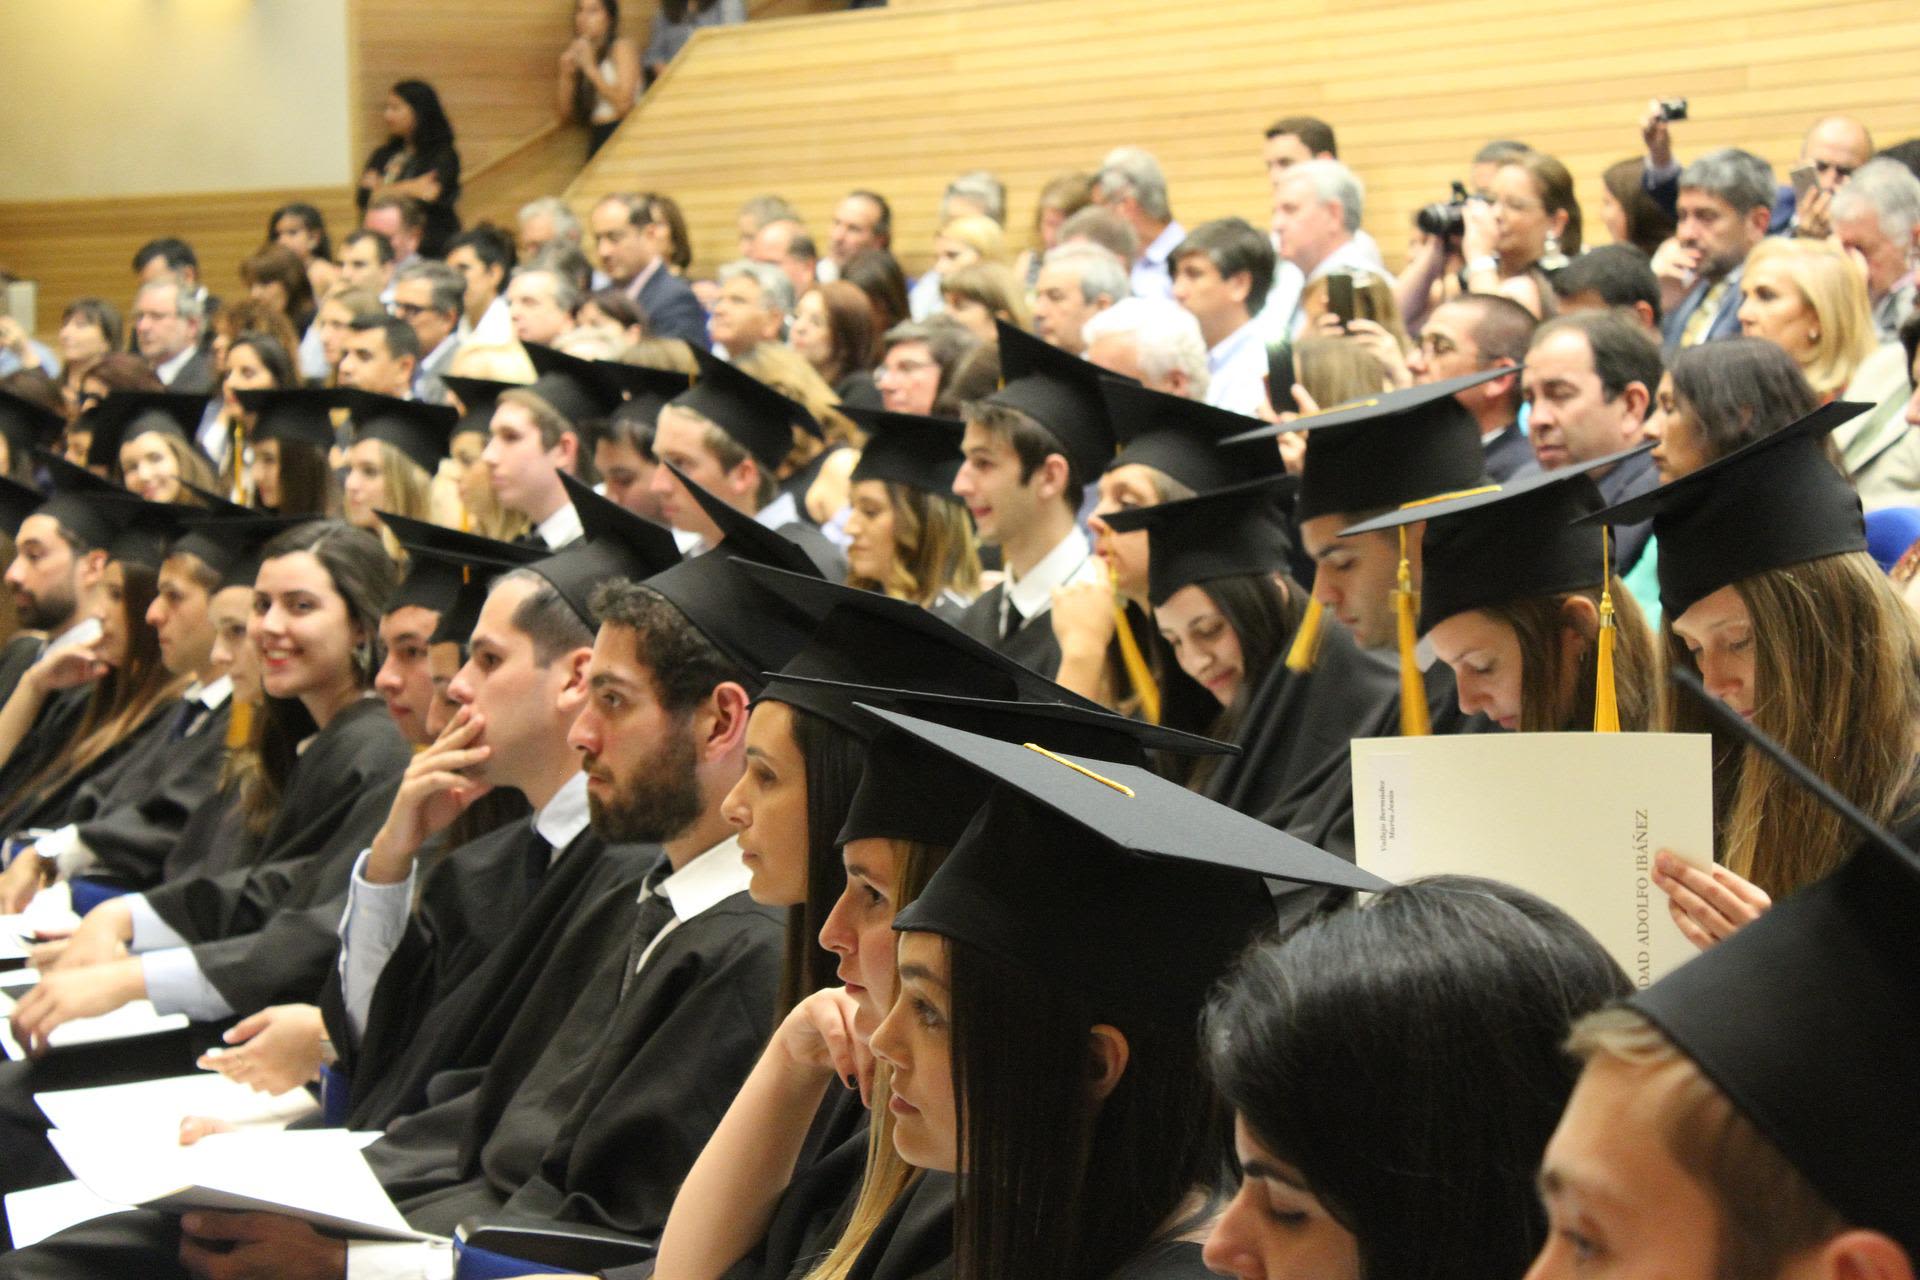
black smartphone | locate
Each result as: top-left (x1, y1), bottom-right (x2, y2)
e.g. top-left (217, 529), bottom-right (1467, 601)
top-left (1266, 341), bottom-right (1297, 415)
top-left (1327, 273), bottom-right (1356, 328)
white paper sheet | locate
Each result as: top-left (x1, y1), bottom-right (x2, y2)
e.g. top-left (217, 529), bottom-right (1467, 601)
top-left (36, 1072), bottom-right (318, 1139)
top-left (1351, 732), bottom-right (1714, 986)
top-left (4, 1179), bottom-right (126, 1249)
top-left (0, 882), bottom-right (79, 962)
top-left (47, 1128), bottom-right (423, 1242)
top-left (0, 990), bottom-right (190, 1060)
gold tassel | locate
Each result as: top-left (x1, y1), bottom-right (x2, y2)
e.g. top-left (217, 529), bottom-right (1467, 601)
top-left (1110, 599), bottom-right (1160, 724)
top-left (1594, 526), bottom-right (1620, 733)
top-left (1285, 595), bottom-right (1327, 672)
top-left (224, 698), bottom-right (255, 750)
top-left (1394, 526), bottom-right (1430, 736)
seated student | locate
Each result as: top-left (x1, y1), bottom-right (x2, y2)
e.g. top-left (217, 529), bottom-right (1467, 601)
top-left (236, 387), bottom-right (340, 517)
top-left (953, 321), bottom-right (1118, 678)
top-left (0, 504), bottom-right (247, 911)
top-left (1644, 337), bottom-right (1822, 485)
top-left (1535, 701), bottom-right (1920, 1280)
top-left (83, 391), bottom-right (219, 505)
top-left (731, 341), bottom-right (864, 537)
top-left (861, 711), bottom-right (1381, 1280)
top-left (589, 367), bottom-right (691, 524)
top-left (1201, 877), bottom-right (1631, 1280)
top-left (439, 373), bottom-right (532, 539)
top-left (657, 684), bottom-right (1225, 1280)
top-left (1062, 379), bottom-right (1287, 712)
top-left (649, 348), bottom-right (847, 577)
top-left (1341, 449), bottom-right (1660, 733)
top-left (341, 390), bottom-right (454, 561)
top-left (0, 382), bottom-right (67, 483)
top-left (0, 464), bottom-right (114, 707)
top-left (483, 343), bottom-right (641, 549)
top-left (841, 405), bottom-right (982, 622)
top-left (1232, 370), bottom-right (1508, 738)
top-left (1583, 403), bottom-right (1920, 946)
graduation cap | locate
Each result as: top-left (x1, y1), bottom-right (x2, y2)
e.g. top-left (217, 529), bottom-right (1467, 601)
top-left (89, 492), bottom-right (188, 567)
top-left (525, 472), bottom-right (682, 626)
top-left (599, 362), bottom-right (692, 404)
top-left (669, 347), bottom-right (820, 473)
top-left (1099, 379), bottom-right (1283, 493)
top-left (829, 682), bottom-right (1236, 848)
top-left (172, 512), bottom-right (306, 588)
top-left (1628, 667), bottom-right (1920, 1253)
top-left (376, 510), bottom-right (546, 619)
top-left (875, 706), bottom-right (1388, 1023)
top-left (1100, 475), bottom-right (1295, 608)
top-left (32, 451), bottom-right (136, 550)
top-left (342, 390), bottom-right (456, 475)
top-left (439, 375), bottom-right (520, 439)
top-left (236, 388), bottom-right (343, 452)
top-left (1225, 369), bottom-right (1499, 523)
top-left (523, 344), bottom-right (633, 427)
top-left (0, 476), bottom-right (45, 537)
top-left (667, 461), bottom-right (827, 577)
top-left (983, 319), bottom-right (1115, 482)
top-left (1579, 402), bottom-right (1870, 620)
top-left (738, 560), bottom-right (1106, 736)
top-left (844, 407), bottom-right (965, 496)
top-left (83, 391), bottom-right (210, 472)
top-left (0, 385), bottom-right (67, 465)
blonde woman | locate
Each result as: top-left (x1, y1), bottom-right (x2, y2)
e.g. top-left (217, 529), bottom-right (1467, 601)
top-left (1736, 237), bottom-right (1880, 400)
top-left (840, 407), bottom-right (981, 621)
top-left (939, 262), bottom-right (1032, 345)
top-left (340, 391), bottom-right (452, 558)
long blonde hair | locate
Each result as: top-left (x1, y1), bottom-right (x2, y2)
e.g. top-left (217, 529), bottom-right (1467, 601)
top-left (365, 439), bottom-right (434, 561)
top-left (1661, 552), bottom-right (1920, 896)
top-left (1482, 582), bottom-right (1656, 733)
top-left (846, 482), bottom-right (982, 608)
top-left (1741, 238), bottom-right (1878, 398)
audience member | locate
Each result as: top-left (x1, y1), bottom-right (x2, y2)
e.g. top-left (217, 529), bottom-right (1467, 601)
top-left (1552, 244), bottom-right (1664, 333)
top-left (391, 261), bottom-right (465, 404)
top-left (1055, 203), bottom-right (1140, 265)
top-left (52, 299), bottom-right (121, 414)
top-left (710, 260), bottom-right (793, 359)
top-left (734, 194), bottom-right (800, 259)
top-left (1013, 171), bottom-right (1094, 288)
top-left (1736, 236), bottom-right (1880, 401)
top-left (1262, 114), bottom-right (1339, 188)
top-left (240, 245), bottom-right (316, 337)
top-left (356, 80), bottom-right (462, 255)
top-left (1032, 242), bottom-right (1129, 355)
top-left (825, 189), bottom-right (892, 275)
top-left (749, 219), bottom-right (819, 300)
top-left (1600, 157), bottom-right (1678, 257)
top-left (336, 227), bottom-right (399, 304)
top-left (911, 215), bottom-right (1007, 321)
top-left (506, 265), bottom-right (582, 348)
top-left (560, 0), bottom-right (641, 154)
top-left (265, 201), bottom-right (339, 301)
top-left (1656, 148), bottom-right (1777, 355)
top-left (589, 192), bottom-right (708, 346)
top-left (310, 285), bottom-right (386, 387)
top-left (1170, 217), bottom-right (1275, 416)
top-left (130, 237), bottom-right (217, 329)
top-left (577, 288), bottom-right (648, 348)
top-left (839, 248), bottom-right (912, 352)
top-left (1267, 158), bottom-right (1387, 337)
top-left (873, 317), bottom-right (978, 418)
top-left (516, 195), bottom-right (584, 262)
top-left (1092, 146), bottom-right (1183, 299)
top-left (338, 313), bottom-right (420, 398)
top-left (1830, 158), bottom-right (1920, 341)
top-left (1082, 296), bottom-right (1210, 399)
top-left (1463, 149), bottom-right (1583, 316)
top-left (1409, 294), bottom-right (1539, 481)
top-left (645, 0), bottom-right (746, 82)
top-left (362, 194), bottom-right (428, 273)
top-left (939, 262), bottom-right (1031, 345)
top-left (131, 275), bottom-right (214, 396)
top-left (444, 225), bottom-right (517, 346)
top-left (788, 281), bottom-right (879, 406)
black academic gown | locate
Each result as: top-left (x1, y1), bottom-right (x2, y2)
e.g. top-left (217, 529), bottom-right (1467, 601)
top-left (776, 520), bottom-right (848, 582)
top-left (0, 686), bottom-right (89, 811)
top-left (42, 699), bottom-right (231, 890)
top-left (158, 782), bottom-right (257, 882)
top-left (0, 695), bottom-right (180, 837)
top-left (1108, 1241), bottom-right (1213, 1280)
top-left (0, 633), bottom-right (42, 709)
top-left (842, 1173), bottom-right (954, 1280)
top-left (955, 585), bottom-right (1062, 680)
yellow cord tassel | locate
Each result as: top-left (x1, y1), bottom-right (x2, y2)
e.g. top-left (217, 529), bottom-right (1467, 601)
top-left (1285, 595), bottom-right (1327, 672)
top-left (1394, 527), bottom-right (1430, 736)
top-left (1111, 599), bottom-right (1160, 724)
top-left (224, 698), bottom-right (255, 750)
top-left (1594, 527), bottom-right (1620, 733)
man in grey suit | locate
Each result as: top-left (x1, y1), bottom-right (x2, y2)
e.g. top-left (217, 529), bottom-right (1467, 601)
top-left (589, 192), bottom-right (709, 348)
top-left (1656, 149), bottom-right (1775, 358)
top-left (132, 276), bottom-right (215, 396)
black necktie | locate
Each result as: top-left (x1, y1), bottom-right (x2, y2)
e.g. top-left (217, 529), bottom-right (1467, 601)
top-left (1001, 598), bottom-right (1024, 642)
top-left (170, 700), bottom-right (208, 741)
top-left (511, 530), bottom-right (546, 550)
top-left (618, 862), bottom-right (680, 1001)
top-left (521, 829), bottom-right (553, 900)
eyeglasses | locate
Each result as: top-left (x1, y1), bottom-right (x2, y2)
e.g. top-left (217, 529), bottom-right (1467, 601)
top-left (875, 359), bottom-right (938, 381)
top-left (1812, 160), bottom-right (1857, 179)
top-left (390, 302), bottom-right (431, 319)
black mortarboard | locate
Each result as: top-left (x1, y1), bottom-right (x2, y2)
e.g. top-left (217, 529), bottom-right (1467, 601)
top-left (1227, 370), bottom-right (1500, 523)
top-left (668, 462), bottom-right (827, 577)
top-left (1100, 380), bottom-right (1283, 493)
top-left (237, 388), bottom-right (343, 452)
top-left (172, 511), bottom-right (304, 588)
top-left (526, 472), bottom-right (682, 626)
top-left (83, 392), bottom-right (209, 471)
top-left (377, 510), bottom-right (545, 618)
top-left (1629, 668), bottom-right (1920, 1253)
top-left (829, 683), bottom-right (1236, 847)
top-left (1579, 403), bottom-right (1870, 619)
top-left (599, 363), bottom-right (692, 404)
top-left (877, 707), bottom-right (1387, 1023)
top-left (90, 492), bottom-right (188, 567)
top-left (0, 386), bottom-right (66, 464)
top-left (439, 375), bottom-right (519, 439)
top-left (844, 407), bottom-right (965, 497)
top-left (670, 348), bottom-right (820, 472)
top-left (523, 344), bottom-right (632, 427)
top-left (343, 390), bottom-right (456, 474)
top-left (0, 477), bottom-right (44, 536)
top-left (738, 560), bottom-right (1104, 735)
top-left (984, 320), bottom-right (1115, 481)
top-left (1100, 475), bottom-right (1295, 607)
top-left (34, 452), bottom-right (134, 550)
top-left (1342, 444), bottom-right (1651, 633)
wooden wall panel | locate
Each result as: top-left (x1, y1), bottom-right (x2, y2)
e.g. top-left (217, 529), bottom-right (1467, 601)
top-left (570, 0), bottom-right (1920, 278)
top-left (0, 188), bottom-right (358, 338)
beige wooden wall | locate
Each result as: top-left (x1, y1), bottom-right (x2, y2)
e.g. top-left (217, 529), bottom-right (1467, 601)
top-left (569, 0), bottom-right (1920, 278)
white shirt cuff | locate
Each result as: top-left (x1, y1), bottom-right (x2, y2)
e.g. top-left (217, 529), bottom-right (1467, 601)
top-left (339, 849), bottom-right (418, 1040)
top-left (124, 893), bottom-right (191, 952)
top-left (346, 1238), bottom-right (454, 1280)
top-left (34, 825), bottom-right (98, 879)
top-left (138, 947), bottom-right (236, 1021)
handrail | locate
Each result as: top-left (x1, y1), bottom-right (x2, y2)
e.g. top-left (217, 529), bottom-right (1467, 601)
top-left (462, 119), bottom-right (572, 188)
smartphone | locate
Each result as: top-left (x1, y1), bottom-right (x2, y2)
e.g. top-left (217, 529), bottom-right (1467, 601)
top-left (1789, 163), bottom-right (1819, 203)
top-left (45, 616), bottom-right (101, 655)
top-left (1327, 273), bottom-right (1356, 328)
top-left (1266, 342), bottom-right (1298, 415)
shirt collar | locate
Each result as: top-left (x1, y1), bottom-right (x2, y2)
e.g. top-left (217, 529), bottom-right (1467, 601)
top-left (754, 490), bottom-right (800, 531)
top-left (155, 346), bottom-right (196, 383)
top-left (1142, 220), bottom-right (1186, 267)
top-left (1005, 525), bottom-right (1092, 621)
top-left (623, 258), bottom-right (664, 299)
top-left (536, 499), bottom-right (584, 550)
top-left (647, 833), bottom-right (751, 922)
top-left (534, 770), bottom-right (592, 855)
top-left (194, 675), bottom-right (234, 710)
top-left (1207, 316), bottom-right (1260, 368)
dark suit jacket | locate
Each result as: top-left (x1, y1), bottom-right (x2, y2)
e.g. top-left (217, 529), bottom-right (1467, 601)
top-left (1482, 423), bottom-right (1539, 483)
top-left (1660, 266), bottom-right (1745, 358)
top-left (163, 349), bottom-right (217, 398)
top-left (633, 270), bottom-right (709, 348)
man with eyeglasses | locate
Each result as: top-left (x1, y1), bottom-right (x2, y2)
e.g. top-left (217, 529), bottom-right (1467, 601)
top-left (587, 192), bottom-right (708, 347)
top-left (131, 276), bottom-right (215, 396)
top-left (1405, 293), bottom-right (1539, 483)
top-left (390, 261), bottom-right (464, 405)
top-left (1644, 148), bottom-right (1777, 357)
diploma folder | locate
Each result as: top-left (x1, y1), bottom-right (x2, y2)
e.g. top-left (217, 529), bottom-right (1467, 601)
top-left (1350, 732), bottom-right (1713, 986)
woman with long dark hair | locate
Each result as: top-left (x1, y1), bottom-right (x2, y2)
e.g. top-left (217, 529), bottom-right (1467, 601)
top-left (237, 385), bottom-right (341, 518)
top-left (54, 298), bottom-right (122, 417)
top-left (558, 0), bottom-right (641, 155)
top-left (266, 201), bottom-right (339, 301)
top-left (357, 79), bottom-right (462, 256)
top-left (1201, 877), bottom-right (1631, 1280)
top-left (241, 245), bottom-right (318, 338)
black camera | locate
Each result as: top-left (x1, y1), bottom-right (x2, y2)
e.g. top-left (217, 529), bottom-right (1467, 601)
top-left (1415, 181), bottom-right (1472, 238)
top-left (1658, 97), bottom-right (1689, 122)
